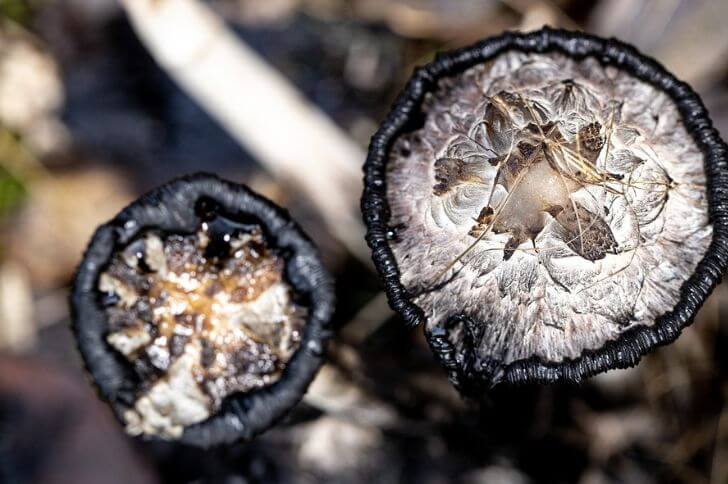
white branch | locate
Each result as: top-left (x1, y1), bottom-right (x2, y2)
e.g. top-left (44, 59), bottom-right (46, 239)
top-left (120, 0), bottom-right (368, 261)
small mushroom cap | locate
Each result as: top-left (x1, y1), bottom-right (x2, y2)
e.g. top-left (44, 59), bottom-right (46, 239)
top-left (71, 173), bottom-right (334, 446)
top-left (362, 29), bottom-right (728, 389)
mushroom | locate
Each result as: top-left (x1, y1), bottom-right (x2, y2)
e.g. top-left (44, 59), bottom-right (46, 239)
top-left (71, 173), bottom-right (334, 446)
top-left (362, 28), bottom-right (728, 392)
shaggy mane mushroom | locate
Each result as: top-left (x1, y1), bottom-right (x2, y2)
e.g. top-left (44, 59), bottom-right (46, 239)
top-left (362, 28), bottom-right (728, 392)
top-left (71, 173), bottom-right (334, 446)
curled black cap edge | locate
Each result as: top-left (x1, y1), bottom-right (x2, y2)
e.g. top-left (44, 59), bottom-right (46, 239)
top-left (70, 172), bottom-right (335, 447)
top-left (360, 27), bottom-right (728, 389)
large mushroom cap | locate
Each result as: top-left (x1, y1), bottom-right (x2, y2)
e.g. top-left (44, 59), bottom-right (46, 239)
top-left (362, 29), bottom-right (728, 390)
top-left (71, 173), bottom-right (334, 446)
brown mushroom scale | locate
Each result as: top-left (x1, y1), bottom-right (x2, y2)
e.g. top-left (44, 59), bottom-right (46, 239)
top-left (99, 222), bottom-right (306, 439)
top-left (386, 52), bottom-right (712, 364)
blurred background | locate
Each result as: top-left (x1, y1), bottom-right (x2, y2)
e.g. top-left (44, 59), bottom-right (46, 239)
top-left (0, 0), bottom-right (726, 483)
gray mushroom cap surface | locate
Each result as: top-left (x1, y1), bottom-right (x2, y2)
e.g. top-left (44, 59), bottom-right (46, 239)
top-left (387, 51), bottom-right (711, 366)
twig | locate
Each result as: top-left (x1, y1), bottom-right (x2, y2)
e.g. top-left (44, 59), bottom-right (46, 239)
top-left (119, 0), bottom-right (369, 262)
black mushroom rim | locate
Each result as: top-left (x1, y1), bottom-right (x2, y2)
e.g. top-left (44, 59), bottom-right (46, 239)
top-left (362, 28), bottom-right (728, 391)
top-left (71, 173), bottom-right (334, 446)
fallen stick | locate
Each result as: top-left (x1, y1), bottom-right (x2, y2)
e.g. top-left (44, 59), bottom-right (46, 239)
top-left (120, 0), bottom-right (368, 261)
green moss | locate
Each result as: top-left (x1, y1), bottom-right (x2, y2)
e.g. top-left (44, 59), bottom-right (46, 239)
top-left (0, 164), bottom-right (26, 219)
top-left (0, 0), bottom-right (35, 26)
